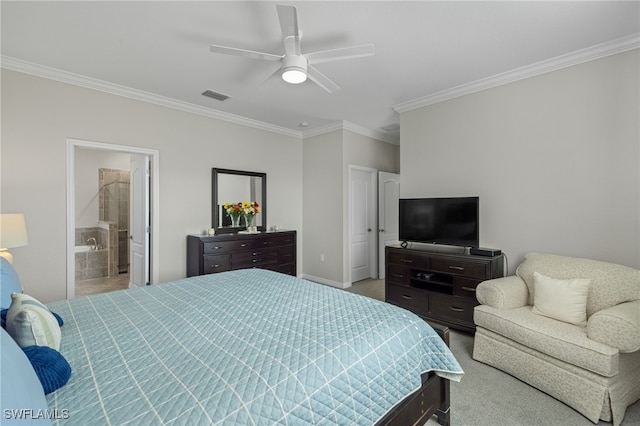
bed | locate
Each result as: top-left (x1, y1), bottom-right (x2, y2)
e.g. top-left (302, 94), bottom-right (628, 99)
top-left (10, 269), bottom-right (463, 425)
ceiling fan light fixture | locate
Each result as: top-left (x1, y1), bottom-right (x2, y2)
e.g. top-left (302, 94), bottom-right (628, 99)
top-left (281, 55), bottom-right (308, 84)
top-left (282, 67), bottom-right (307, 84)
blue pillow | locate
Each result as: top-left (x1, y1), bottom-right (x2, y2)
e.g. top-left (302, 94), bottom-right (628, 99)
top-left (0, 257), bottom-right (22, 310)
top-left (22, 345), bottom-right (72, 395)
top-left (1, 328), bottom-right (51, 425)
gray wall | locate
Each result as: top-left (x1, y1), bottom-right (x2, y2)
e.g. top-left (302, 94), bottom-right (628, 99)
top-left (1, 70), bottom-right (303, 303)
top-left (303, 127), bottom-right (399, 287)
top-left (400, 49), bottom-right (640, 271)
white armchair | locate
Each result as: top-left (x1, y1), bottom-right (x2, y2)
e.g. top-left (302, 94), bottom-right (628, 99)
top-left (473, 252), bottom-right (640, 425)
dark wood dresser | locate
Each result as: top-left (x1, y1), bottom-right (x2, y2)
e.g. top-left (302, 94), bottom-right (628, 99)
top-left (187, 230), bottom-right (296, 277)
top-left (385, 245), bottom-right (503, 333)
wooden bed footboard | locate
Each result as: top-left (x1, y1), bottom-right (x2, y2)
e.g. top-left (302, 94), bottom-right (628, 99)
top-left (376, 322), bottom-right (451, 426)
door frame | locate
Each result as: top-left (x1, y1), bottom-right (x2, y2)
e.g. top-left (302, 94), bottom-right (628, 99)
top-left (66, 139), bottom-right (160, 299)
top-left (347, 164), bottom-right (378, 285)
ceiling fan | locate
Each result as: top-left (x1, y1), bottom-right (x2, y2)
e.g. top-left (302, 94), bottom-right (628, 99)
top-left (209, 4), bottom-right (374, 93)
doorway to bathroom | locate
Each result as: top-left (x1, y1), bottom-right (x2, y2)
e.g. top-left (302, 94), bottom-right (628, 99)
top-left (66, 139), bottom-right (159, 299)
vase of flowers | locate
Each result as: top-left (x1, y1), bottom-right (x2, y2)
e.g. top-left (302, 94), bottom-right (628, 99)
top-left (223, 202), bottom-right (243, 227)
top-left (241, 201), bottom-right (260, 232)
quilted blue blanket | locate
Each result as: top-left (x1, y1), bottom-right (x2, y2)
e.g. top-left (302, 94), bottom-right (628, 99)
top-left (46, 269), bottom-right (462, 425)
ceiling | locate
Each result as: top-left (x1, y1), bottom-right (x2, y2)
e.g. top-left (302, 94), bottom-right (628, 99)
top-left (2, 1), bottom-right (639, 143)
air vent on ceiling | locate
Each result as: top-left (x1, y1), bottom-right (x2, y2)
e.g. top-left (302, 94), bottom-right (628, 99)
top-left (202, 90), bottom-right (230, 101)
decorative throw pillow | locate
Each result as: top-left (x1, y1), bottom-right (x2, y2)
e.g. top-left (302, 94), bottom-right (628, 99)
top-left (22, 345), bottom-right (72, 395)
top-left (6, 293), bottom-right (62, 350)
top-left (532, 271), bottom-right (591, 326)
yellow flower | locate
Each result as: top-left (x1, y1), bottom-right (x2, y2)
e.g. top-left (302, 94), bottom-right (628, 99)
top-left (241, 201), bottom-right (251, 209)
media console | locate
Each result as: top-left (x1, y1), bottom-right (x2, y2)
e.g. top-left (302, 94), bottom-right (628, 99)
top-left (385, 244), bottom-right (504, 333)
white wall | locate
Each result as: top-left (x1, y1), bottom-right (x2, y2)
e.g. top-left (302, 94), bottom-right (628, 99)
top-left (1, 70), bottom-right (303, 303)
top-left (400, 49), bottom-right (640, 271)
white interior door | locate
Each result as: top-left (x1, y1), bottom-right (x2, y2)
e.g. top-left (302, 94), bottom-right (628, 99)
top-left (130, 155), bottom-right (150, 288)
top-left (378, 172), bottom-right (400, 279)
top-left (350, 167), bottom-right (377, 283)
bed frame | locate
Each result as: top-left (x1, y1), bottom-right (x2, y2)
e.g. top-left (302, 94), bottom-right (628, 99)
top-left (376, 323), bottom-right (451, 426)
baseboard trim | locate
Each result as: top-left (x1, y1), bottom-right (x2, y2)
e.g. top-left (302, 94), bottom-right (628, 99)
top-left (302, 274), bottom-right (350, 289)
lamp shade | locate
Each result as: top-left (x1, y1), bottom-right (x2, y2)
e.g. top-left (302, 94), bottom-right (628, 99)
top-left (0, 214), bottom-right (29, 249)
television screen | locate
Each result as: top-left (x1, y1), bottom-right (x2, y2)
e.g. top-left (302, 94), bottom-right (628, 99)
top-left (399, 197), bottom-right (479, 247)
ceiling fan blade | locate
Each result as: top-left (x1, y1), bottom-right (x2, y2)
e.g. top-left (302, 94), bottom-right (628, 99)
top-left (307, 65), bottom-right (340, 93)
top-left (210, 44), bottom-right (282, 62)
top-left (306, 44), bottom-right (375, 65)
top-left (276, 4), bottom-right (301, 55)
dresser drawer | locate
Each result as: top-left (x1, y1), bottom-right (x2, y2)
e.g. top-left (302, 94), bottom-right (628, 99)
top-left (232, 250), bottom-right (278, 269)
top-left (386, 284), bottom-right (428, 314)
top-left (203, 254), bottom-right (231, 274)
top-left (277, 245), bottom-right (295, 264)
top-left (266, 262), bottom-right (296, 275)
top-left (255, 235), bottom-right (294, 249)
top-left (203, 240), bottom-right (252, 254)
top-left (387, 252), bottom-right (429, 269)
top-left (429, 293), bottom-right (477, 324)
top-left (430, 258), bottom-right (487, 279)
top-left (387, 264), bottom-right (410, 286)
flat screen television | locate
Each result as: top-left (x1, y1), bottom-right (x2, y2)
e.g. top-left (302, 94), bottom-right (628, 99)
top-left (399, 197), bottom-right (479, 247)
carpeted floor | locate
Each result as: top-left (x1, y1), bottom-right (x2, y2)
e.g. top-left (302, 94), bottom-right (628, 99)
top-left (345, 278), bottom-right (640, 426)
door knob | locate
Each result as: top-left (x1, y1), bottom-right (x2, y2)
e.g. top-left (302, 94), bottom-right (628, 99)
top-left (368, 228), bottom-right (372, 232)
top-left (379, 228), bottom-right (385, 232)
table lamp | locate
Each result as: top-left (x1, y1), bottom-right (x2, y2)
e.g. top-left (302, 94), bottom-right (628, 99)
top-left (0, 214), bottom-right (29, 264)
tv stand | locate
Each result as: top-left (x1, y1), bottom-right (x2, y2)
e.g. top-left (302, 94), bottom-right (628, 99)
top-left (385, 245), bottom-right (504, 333)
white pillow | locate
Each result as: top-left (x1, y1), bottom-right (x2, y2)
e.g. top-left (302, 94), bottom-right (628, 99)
top-left (6, 292), bottom-right (61, 350)
top-left (532, 271), bottom-right (591, 326)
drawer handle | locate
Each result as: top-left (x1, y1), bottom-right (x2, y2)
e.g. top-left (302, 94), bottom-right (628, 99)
top-left (401, 294), bottom-right (413, 300)
top-left (400, 259), bottom-right (413, 264)
top-left (449, 306), bottom-right (464, 312)
top-left (461, 286), bottom-right (476, 292)
top-left (448, 266), bottom-right (464, 271)
top-left (240, 243), bottom-right (249, 247)
top-left (212, 246), bottom-right (222, 250)
top-left (392, 273), bottom-right (404, 278)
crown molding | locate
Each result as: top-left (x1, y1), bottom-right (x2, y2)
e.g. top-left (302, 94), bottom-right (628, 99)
top-left (1, 56), bottom-right (303, 139)
top-left (303, 120), bottom-right (399, 145)
top-left (393, 33), bottom-right (640, 113)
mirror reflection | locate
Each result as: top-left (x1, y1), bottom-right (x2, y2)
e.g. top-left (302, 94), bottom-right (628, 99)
top-left (212, 168), bottom-right (267, 233)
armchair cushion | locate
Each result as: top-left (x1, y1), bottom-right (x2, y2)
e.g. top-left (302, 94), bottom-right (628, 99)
top-left (475, 275), bottom-right (529, 310)
top-left (474, 304), bottom-right (618, 376)
top-left (588, 300), bottom-right (640, 353)
top-left (531, 272), bottom-right (590, 326)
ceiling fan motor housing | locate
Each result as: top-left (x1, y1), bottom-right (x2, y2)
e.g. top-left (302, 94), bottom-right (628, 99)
top-left (282, 55), bottom-right (308, 84)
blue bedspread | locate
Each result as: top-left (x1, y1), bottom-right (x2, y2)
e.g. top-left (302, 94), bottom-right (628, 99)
top-left (46, 269), bottom-right (462, 425)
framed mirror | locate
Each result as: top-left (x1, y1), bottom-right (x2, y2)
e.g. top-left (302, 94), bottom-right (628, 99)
top-left (212, 168), bottom-right (267, 234)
